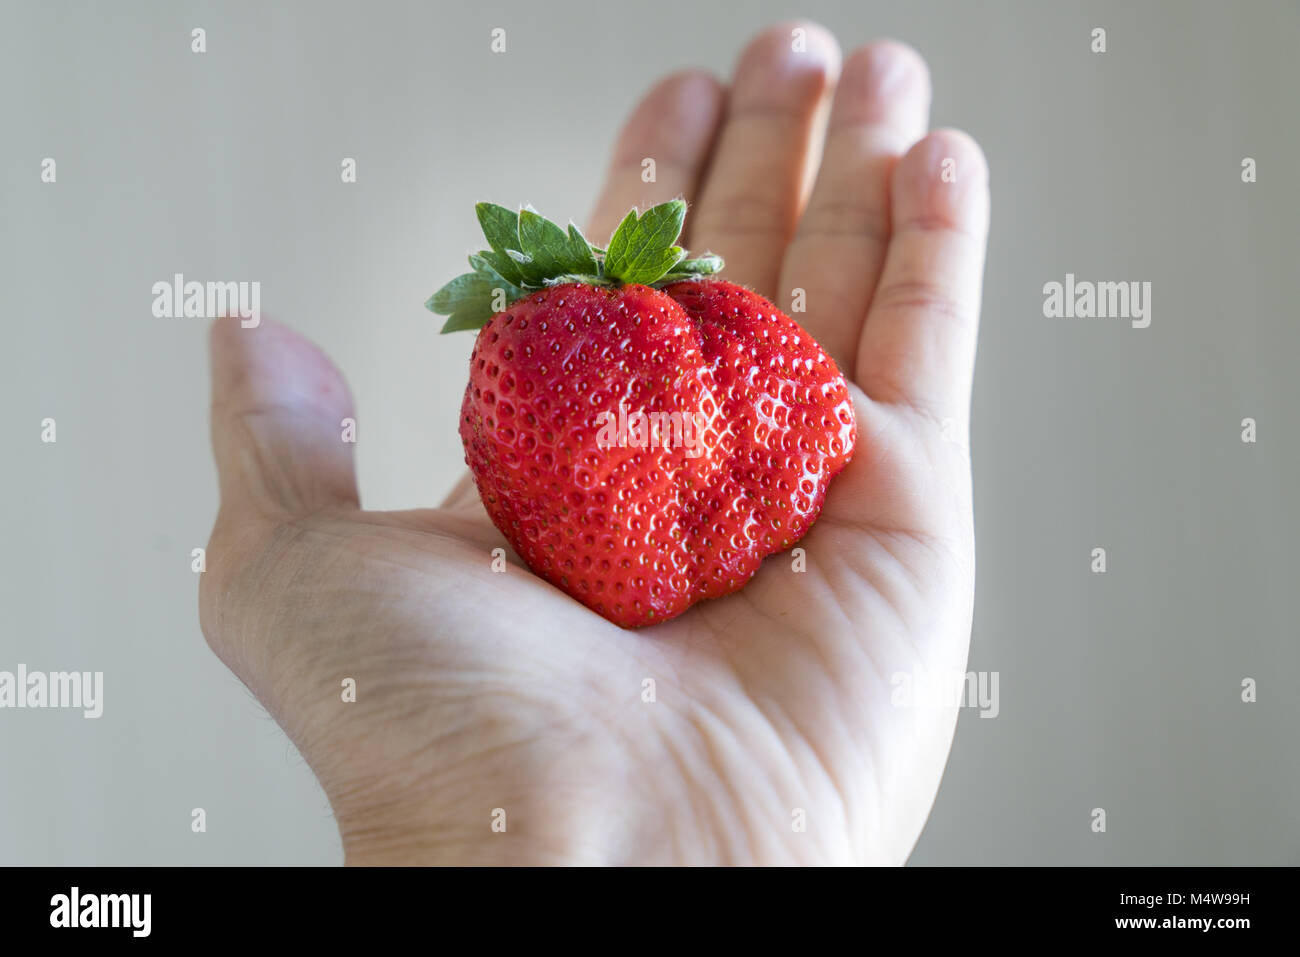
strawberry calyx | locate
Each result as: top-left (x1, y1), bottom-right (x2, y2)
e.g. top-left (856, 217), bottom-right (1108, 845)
top-left (426, 200), bottom-right (723, 333)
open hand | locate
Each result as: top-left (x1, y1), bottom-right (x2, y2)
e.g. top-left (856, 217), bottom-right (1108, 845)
top-left (200, 21), bottom-right (989, 865)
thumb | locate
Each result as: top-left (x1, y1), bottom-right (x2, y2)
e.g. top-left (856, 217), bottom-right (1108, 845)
top-left (208, 317), bottom-right (359, 521)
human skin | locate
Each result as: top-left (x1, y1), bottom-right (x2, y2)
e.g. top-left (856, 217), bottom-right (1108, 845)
top-left (199, 21), bottom-right (990, 865)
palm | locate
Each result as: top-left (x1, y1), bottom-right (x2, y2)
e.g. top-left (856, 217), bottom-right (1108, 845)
top-left (201, 25), bottom-right (988, 865)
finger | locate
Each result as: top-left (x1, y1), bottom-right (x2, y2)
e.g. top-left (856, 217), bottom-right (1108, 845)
top-left (689, 21), bottom-right (840, 297)
top-left (778, 41), bottom-right (930, 371)
top-left (209, 317), bottom-right (360, 522)
top-left (855, 129), bottom-right (990, 417)
top-left (586, 71), bottom-right (725, 244)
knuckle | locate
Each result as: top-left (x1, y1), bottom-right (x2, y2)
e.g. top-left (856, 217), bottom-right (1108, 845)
top-left (872, 278), bottom-right (975, 326)
top-left (798, 194), bottom-right (890, 245)
top-left (695, 187), bottom-right (794, 240)
top-left (196, 513), bottom-right (281, 666)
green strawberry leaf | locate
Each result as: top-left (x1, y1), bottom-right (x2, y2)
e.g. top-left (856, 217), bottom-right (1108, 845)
top-left (566, 224), bottom-right (599, 275)
top-left (659, 254), bottom-right (724, 283)
top-left (603, 200), bottom-right (688, 285)
top-left (432, 200), bottom-right (723, 332)
top-left (477, 248), bottom-right (524, 286)
top-left (474, 203), bottom-right (527, 285)
top-left (427, 271), bottom-right (501, 333)
top-left (514, 208), bottom-right (584, 284)
top-left (475, 202), bottom-right (521, 251)
top-left (673, 254), bottom-right (723, 274)
top-left (467, 253), bottom-right (525, 299)
top-left (428, 253), bottom-right (528, 333)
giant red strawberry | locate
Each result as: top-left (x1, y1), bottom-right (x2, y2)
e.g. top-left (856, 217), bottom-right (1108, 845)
top-left (427, 201), bottom-right (855, 627)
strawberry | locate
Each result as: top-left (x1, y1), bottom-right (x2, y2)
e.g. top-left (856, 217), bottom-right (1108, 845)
top-left (427, 201), bottom-right (855, 627)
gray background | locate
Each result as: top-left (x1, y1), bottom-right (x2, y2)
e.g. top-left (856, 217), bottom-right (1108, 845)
top-left (2, 0), bottom-right (1296, 865)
